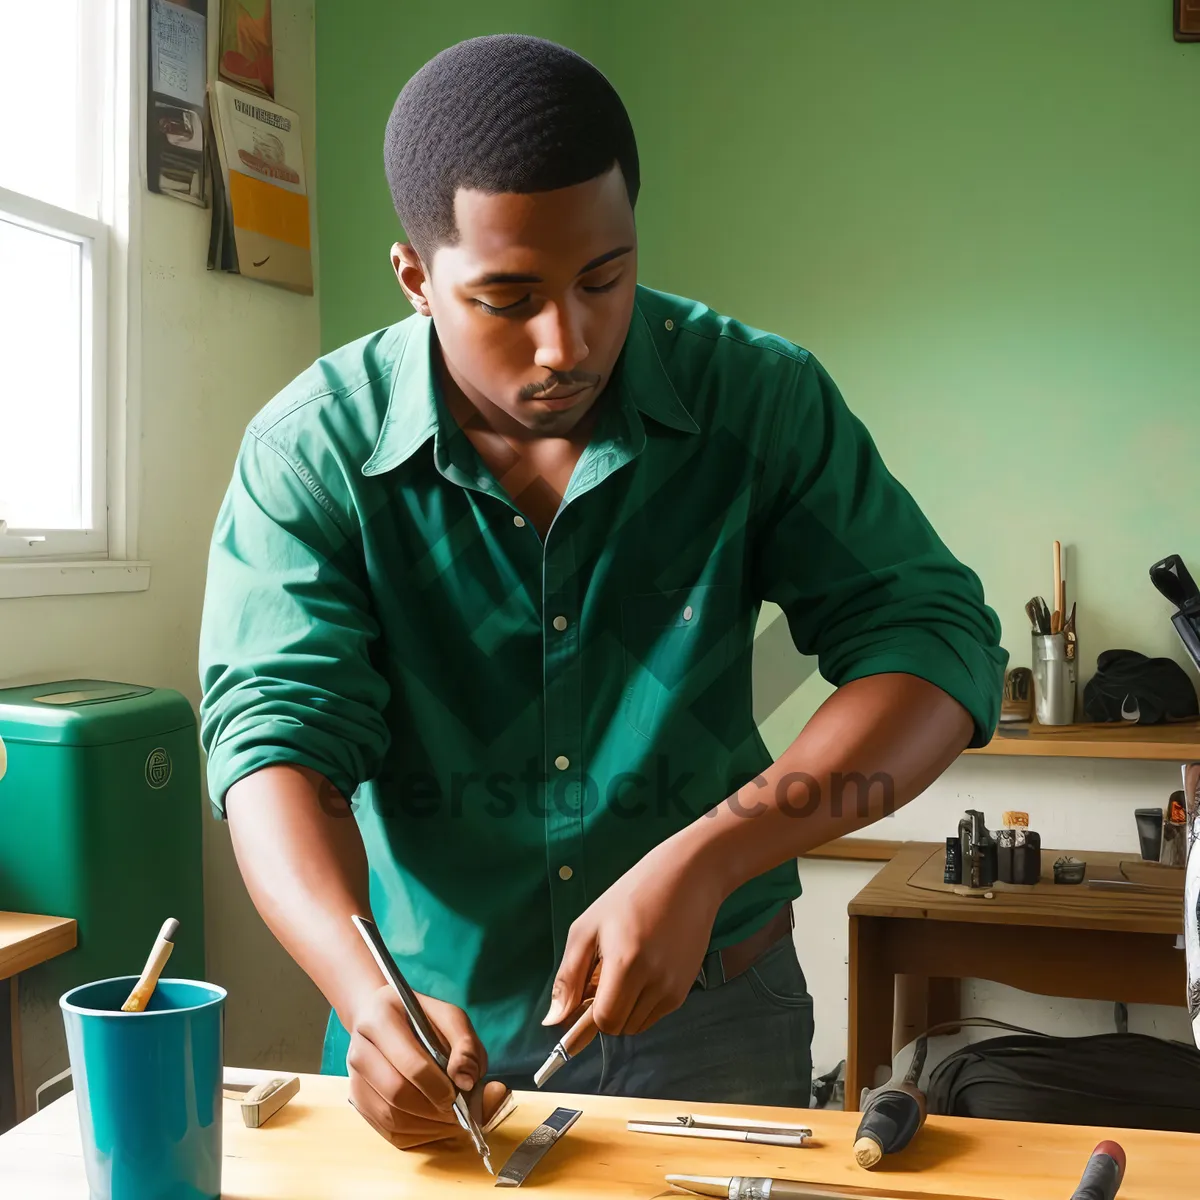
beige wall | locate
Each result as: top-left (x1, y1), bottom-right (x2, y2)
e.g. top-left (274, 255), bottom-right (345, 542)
top-left (4, 0), bottom-right (328, 1108)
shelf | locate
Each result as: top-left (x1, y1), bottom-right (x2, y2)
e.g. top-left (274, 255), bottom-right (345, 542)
top-left (966, 719), bottom-right (1200, 762)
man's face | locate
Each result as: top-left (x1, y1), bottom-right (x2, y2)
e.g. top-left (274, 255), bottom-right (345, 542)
top-left (393, 164), bottom-right (637, 435)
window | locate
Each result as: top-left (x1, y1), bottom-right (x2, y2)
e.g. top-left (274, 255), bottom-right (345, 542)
top-left (0, 0), bottom-right (128, 566)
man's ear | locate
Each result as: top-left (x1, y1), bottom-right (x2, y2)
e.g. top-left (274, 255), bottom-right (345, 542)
top-left (392, 242), bottom-right (431, 316)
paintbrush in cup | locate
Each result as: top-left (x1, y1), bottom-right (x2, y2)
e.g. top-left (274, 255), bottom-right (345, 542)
top-left (121, 919), bottom-right (180, 1012)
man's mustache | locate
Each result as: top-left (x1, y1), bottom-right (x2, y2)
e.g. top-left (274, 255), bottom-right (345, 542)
top-left (519, 371), bottom-right (602, 400)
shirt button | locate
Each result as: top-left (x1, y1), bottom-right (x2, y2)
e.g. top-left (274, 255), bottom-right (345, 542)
top-left (552, 615), bottom-right (568, 631)
top-left (554, 755), bottom-right (570, 771)
top-left (664, 319), bottom-right (674, 331)
top-left (683, 605), bottom-right (694, 621)
top-left (558, 865), bottom-right (574, 881)
top-left (513, 515), bottom-right (526, 528)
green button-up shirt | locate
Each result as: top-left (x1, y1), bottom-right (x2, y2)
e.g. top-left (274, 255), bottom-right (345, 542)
top-left (199, 284), bottom-right (1006, 1071)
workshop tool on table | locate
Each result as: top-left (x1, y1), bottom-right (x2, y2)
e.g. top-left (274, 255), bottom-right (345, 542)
top-left (1159, 791), bottom-right (1188, 867)
top-left (1149, 554), bottom-right (1200, 672)
top-left (943, 835), bottom-right (962, 884)
top-left (1000, 667), bottom-right (1034, 723)
top-left (1054, 856), bottom-right (1086, 884)
top-left (351, 914), bottom-right (494, 1175)
top-left (1135, 807), bottom-right (1165, 862)
top-left (854, 1034), bottom-right (927, 1169)
top-left (1053, 540), bottom-right (1065, 633)
top-left (1026, 595), bottom-right (1053, 636)
top-left (222, 1070), bottom-right (301, 1128)
top-left (1149, 554), bottom-right (1200, 609)
top-left (666, 1174), bottom-right (997, 1199)
top-left (534, 998), bottom-right (597, 1088)
top-left (628, 1113), bottom-right (812, 1148)
top-left (958, 810), bottom-right (995, 889)
top-left (1033, 626), bottom-right (1077, 725)
top-left (996, 811), bottom-right (1040, 885)
top-left (493, 1105), bottom-right (581, 1187)
top-left (120, 918), bottom-right (179, 1012)
top-left (1069, 1140), bottom-right (1126, 1200)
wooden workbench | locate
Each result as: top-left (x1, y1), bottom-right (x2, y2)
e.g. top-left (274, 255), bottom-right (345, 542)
top-left (0, 912), bottom-right (77, 1132)
top-left (1, 1072), bottom-right (1198, 1197)
top-left (846, 842), bottom-right (1186, 1110)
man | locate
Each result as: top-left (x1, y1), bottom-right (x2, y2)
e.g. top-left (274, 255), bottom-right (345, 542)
top-left (198, 35), bottom-right (1006, 1150)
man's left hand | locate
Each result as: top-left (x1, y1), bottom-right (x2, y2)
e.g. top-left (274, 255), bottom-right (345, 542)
top-left (541, 832), bottom-right (725, 1037)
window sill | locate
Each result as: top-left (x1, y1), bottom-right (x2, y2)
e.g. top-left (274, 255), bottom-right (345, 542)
top-left (0, 560), bottom-right (151, 599)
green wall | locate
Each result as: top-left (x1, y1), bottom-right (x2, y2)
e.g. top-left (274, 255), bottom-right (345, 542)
top-left (316, 2), bottom-right (1200, 717)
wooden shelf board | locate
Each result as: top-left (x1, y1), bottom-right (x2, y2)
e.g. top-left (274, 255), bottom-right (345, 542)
top-left (966, 719), bottom-right (1200, 762)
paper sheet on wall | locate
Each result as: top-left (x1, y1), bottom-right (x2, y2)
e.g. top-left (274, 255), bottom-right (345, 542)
top-left (147, 0), bottom-right (208, 206)
top-left (208, 81), bottom-right (312, 294)
top-left (218, 0), bottom-right (275, 98)
top-left (151, 0), bottom-right (206, 107)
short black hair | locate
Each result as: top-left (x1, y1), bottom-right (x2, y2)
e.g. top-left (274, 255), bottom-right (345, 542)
top-left (384, 35), bottom-right (639, 259)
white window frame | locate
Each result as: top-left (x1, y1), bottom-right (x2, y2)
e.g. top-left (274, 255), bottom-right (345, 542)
top-left (0, 187), bottom-right (109, 560)
top-left (0, 0), bottom-right (149, 598)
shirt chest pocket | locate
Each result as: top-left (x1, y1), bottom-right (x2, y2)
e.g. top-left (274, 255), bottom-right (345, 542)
top-left (620, 584), bottom-right (737, 741)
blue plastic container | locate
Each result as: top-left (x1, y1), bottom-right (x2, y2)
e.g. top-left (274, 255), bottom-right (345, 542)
top-left (60, 977), bottom-right (225, 1200)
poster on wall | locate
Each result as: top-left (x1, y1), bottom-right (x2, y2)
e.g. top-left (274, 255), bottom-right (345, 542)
top-left (147, 0), bottom-right (209, 206)
top-left (207, 80), bottom-right (312, 294)
top-left (218, 0), bottom-right (275, 98)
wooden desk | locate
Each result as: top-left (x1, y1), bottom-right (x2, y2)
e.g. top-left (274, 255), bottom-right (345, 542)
top-left (3, 1071), bottom-right (1200, 1198)
top-left (846, 842), bottom-right (1186, 1111)
top-left (0, 913), bottom-right (77, 1133)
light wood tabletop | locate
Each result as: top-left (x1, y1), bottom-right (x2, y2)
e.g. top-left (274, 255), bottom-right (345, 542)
top-left (0, 913), bottom-right (77, 981)
top-left (849, 842), bottom-right (1185, 935)
top-left (2, 1071), bottom-right (1199, 1198)
top-left (0, 912), bottom-right (77, 1131)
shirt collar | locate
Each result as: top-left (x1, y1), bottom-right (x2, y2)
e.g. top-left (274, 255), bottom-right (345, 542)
top-left (361, 291), bottom-right (699, 478)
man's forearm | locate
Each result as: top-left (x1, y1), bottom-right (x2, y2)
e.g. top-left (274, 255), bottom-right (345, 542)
top-left (225, 764), bottom-right (383, 1030)
top-left (681, 673), bottom-right (975, 900)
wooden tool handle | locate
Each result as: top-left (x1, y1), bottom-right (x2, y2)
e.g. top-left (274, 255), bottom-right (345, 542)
top-left (120, 936), bottom-right (175, 1013)
top-left (1053, 540), bottom-right (1064, 629)
top-left (561, 1000), bottom-right (599, 1057)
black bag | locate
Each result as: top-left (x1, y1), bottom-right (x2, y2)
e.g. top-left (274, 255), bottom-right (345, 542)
top-left (927, 1032), bottom-right (1200, 1132)
top-left (1083, 649), bottom-right (1199, 724)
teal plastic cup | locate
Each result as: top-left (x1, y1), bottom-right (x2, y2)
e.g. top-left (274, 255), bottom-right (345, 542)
top-left (60, 977), bottom-right (226, 1200)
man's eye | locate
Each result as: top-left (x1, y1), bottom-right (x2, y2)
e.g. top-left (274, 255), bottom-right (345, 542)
top-left (583, 276), bottom-right (622, 294)
top-left (473, 295), bottom-right (530, 316)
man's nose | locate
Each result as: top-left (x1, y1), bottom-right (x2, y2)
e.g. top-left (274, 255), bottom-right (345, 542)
top-left (532, 300), bottom-right (589, 373)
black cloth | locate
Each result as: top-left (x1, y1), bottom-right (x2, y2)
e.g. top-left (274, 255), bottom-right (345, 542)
top-left (1083, 648), bottom-right (1199, 724)
top-left (927, 1032), bottom-right (1200, 1131)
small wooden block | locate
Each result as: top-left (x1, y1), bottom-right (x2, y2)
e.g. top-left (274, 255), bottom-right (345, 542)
top-left (223, 1068), bottom-right (301, 1129)
top-left (241, 1075), bottom-right (300, 1129)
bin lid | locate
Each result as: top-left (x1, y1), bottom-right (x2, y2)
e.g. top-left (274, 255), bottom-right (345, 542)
top-left (0, 679), bottom-right (195, 746)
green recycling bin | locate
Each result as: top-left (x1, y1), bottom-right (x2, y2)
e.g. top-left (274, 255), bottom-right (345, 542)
top-left (0, 680), bottom-right (206, 999)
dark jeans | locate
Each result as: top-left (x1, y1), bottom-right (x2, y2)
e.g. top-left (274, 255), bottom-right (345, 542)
top-left (322, 935), bottom-right (814, 1108)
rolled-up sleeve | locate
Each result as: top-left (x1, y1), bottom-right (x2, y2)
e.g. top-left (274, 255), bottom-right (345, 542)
top-left (198, 430), bottom-right (390, 816)
top-left (752, 353), bottom-right (1007, 747)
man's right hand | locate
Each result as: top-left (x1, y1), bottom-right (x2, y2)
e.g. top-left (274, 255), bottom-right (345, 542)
top-left (346, 983), bottom-right (511, 1150)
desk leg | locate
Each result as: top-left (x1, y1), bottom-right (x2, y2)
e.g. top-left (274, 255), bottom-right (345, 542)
top-left (894, 975), bottom-right (961, 1055)
top-left (0, 977), bottom-right (18, 1133)
top-left (846, 915), bottom-right (894, 1111)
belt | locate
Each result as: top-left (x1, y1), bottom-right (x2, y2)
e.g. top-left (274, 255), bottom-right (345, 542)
top-left (694, 903), bottom-right (795, 991)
